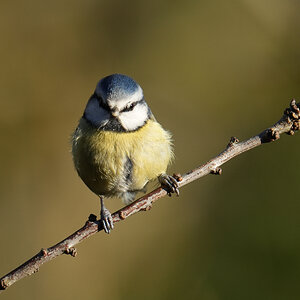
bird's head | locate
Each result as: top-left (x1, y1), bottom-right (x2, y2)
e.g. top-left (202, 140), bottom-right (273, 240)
top-left (84, 74), bottom-right (151, 132)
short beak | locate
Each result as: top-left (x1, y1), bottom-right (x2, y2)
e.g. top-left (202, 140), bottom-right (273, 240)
top-left (111, 108), bottom-right (119, 117)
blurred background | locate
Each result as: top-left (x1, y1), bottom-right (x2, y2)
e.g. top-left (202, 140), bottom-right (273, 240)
top-left (1, 0), bottom-right (300, 299)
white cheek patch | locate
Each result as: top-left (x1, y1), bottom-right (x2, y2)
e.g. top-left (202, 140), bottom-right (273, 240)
top-left (84, 97), bottom-right (110, 127)
top-left (119, 103), bottom-right (149, 131)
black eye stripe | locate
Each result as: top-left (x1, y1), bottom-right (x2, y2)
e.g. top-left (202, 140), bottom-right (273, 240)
top-left (121, 99), bottom-right (145, 113)
top-left (121, 102), bottom-right (137, 112)
top-left (92, 93), bottom-right (146, 114)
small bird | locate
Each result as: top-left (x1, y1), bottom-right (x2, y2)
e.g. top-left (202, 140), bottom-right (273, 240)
top-left (72, 74), bottom-right (178, 233)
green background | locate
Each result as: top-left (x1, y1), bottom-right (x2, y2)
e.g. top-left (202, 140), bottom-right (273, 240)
top-left (1, 0), bottom-right (300, 299)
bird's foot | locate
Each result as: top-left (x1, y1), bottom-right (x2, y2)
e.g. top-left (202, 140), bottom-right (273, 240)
top-left (159, 173), bottom-right (179, 196)
top-left (100, 206), bottom-right (114, 234)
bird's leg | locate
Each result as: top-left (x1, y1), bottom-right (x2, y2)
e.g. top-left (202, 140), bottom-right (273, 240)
top-left (99, 196), bottom-right (114, 234)
top-left (158, 173), bottom-right (179, 196)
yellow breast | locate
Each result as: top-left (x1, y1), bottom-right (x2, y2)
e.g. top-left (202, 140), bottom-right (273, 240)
top-left (72, 118), bottom-right (173, 200)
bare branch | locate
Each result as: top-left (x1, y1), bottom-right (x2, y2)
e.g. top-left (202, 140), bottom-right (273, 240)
top-left (1, 99), bottom-right (299, 292)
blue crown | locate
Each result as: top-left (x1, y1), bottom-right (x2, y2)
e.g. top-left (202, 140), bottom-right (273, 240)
top-left (96, 74), bottom-right (141, 101)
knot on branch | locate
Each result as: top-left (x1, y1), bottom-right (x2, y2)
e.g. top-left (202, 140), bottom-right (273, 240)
top-left (119, 211), bottom-right (126, 220)
top-left (84, 214), bottom-right (98, 227)
top-left (227, 137), bottom-right (239, 148)
top-left (0, 279), bottom-right (7, 290)
top-left (64, 247), bottom-right (77, 257)
top-left (172, 173), bottom-right (183, 182)
top-left (262, 128), bottom-right (280, 143)
top-left (141, 204), bottom-right (152, 211)
top-left (285, 99), bottom-right (300, 135)
top-left (88, 214), bottom-right (97, 222)
top-left (40, 248), bottom-right (48, 257)
top-left (210, 167), bottom-right (222, 175)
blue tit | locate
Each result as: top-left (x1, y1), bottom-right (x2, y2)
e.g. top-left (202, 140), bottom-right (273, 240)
top-left (72, 74), bottom-right (178, 233)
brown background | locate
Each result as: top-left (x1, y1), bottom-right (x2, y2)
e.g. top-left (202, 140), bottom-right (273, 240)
top-left (1, 0), bottom-right (300, 299)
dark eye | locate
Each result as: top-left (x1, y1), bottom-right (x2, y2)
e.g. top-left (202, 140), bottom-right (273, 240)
top-left (122, 102), bottom-right (137, 112)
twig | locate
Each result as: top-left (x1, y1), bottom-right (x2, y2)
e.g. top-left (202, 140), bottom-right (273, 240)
top-left (1, 99), bottom-right (299, 292)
